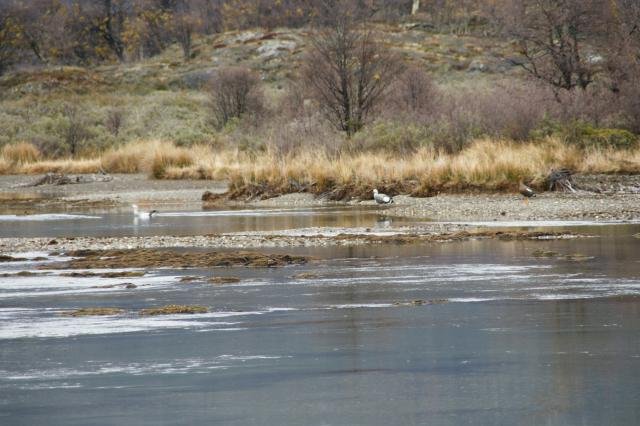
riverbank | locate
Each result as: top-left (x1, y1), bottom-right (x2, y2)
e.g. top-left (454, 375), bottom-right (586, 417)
top-left (2, 173), bottom-right (638, 221)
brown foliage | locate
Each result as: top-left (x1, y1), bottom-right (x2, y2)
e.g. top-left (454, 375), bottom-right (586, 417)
top-left (209, 67), bottom-right (264, 129)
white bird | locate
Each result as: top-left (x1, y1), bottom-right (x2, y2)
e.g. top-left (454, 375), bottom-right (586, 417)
top-left (373, 189), bottom-right (393, 204)
top-left (132, 204), bottom-right (158, 219)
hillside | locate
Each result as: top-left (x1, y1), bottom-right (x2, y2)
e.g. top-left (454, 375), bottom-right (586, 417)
top-left (0, 24), bottom-right (521, 154)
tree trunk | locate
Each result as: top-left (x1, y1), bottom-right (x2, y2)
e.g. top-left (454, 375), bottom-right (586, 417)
top-left (411, 0), bottom-right (420, 15)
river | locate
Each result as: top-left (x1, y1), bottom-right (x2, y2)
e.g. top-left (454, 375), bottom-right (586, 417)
top-left (1, 207), bottom-right (638, 425)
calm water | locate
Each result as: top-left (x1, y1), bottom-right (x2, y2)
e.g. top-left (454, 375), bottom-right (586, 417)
top-left (0, 205), bottom-right (396, 238)
top-left (0, 208), bottom-right (639, 425)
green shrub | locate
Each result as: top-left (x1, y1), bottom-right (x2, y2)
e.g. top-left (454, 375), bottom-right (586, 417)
top-left (532, 120), bottom-right (638, 149)
top-left (351, 121), bottom-right (431, 154)
top-left (566, 125), bottom-right (638, 149)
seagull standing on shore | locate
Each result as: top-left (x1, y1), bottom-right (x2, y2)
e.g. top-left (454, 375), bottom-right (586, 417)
top-left (373, 189), bottom-right (393, 204)
top-left (518, 181), bottom-right (536, 204)
top-left (132, 204), bottom-right (158, 219)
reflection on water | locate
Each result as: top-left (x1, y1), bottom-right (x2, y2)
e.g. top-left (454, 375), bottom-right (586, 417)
top-left (0, 205), bottom-right (398, 238)
top-left (0, 215), bottom-right (639, 425)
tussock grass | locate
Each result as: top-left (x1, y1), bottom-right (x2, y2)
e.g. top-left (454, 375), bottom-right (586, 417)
top-left (1, 142), bottom-right (41, 164)
top-left (215, 138), bottom-right (640, 199)
top-left (1, 139), bottom-right (639, 198)
top-left (19, 159), bottom-right (102, 174)
top-left (100, 140), bottom-right (195, 177)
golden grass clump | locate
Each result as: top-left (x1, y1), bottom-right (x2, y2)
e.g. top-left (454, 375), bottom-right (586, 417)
top-left (101, 140), bottom-right (196, 177)
top-left (1, 142), bottom-right (41, 164)
top-left (220, 137), bottom-right (640, 199)
top-left (19, 159), bottom-right (102, 174)
top-left (101, 141), bottom-right (151, 173)
top-left (2, 138), bottom-right (640, 197)
top-left (149, 143), bottom-right (194, 179)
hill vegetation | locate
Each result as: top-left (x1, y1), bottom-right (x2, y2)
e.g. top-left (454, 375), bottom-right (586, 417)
top-left (1, 0), bottom-right (639, 197)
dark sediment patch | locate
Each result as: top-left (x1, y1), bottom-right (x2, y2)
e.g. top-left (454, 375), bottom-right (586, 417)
top-left (292, 272), bottom-right (320, 279)
top-left (44, 249), bottom-right (308, 270)
top-left (61, 307), bottom-right (124, 317)
top-left (139, 305), bottom-right (208, 316)
top-left (332, 230), bottom-right (586, 244)
top-left (61, 271), bottom-right (146, 278)
top-left (0, 271), bottom-right (46, 277)
top-left (0, 254), bottom-right (26, 262)
top-left (179, 276), bottom-right (203, 283)
top-left (393, 299), bottom-right (449, 306)
top-left (89, 282), bottom-right (138, 289)
top-left (532, 249), bottom-right (594, 262)
top-left (208, 276), bottom-right (241, 284)
top-left (532, 249), bottom-right (560, 257)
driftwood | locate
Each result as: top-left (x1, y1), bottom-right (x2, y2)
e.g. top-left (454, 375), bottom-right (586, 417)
top-left (25, 172), bottom-right (113, 187)
top-left (547, 169), bottom-right (576, 192)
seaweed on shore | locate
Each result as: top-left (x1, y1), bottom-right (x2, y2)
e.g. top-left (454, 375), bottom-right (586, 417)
top-left (208, 277), bottom-right (241, 284)
top-left (139, 305), bottom-right (208, 316)
top-left (44, 249), bottom-right (308, 270)
top-left (61, 307), bottom-right (124, 317)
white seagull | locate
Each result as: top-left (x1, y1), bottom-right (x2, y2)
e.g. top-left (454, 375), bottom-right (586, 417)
top-left (373, 189), bottom-right (393, 204)
top-left (132, 204), bottom-right (158, 219)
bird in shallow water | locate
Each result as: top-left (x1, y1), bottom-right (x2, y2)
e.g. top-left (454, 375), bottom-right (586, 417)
top-left (373, 189), bottom-right (393, 204)
top-left (132, 204), bottom-right (158, 219)
top-left (518, 180), bottom-right (536, 204)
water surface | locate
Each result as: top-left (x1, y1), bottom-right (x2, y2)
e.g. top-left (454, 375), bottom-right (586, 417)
top-left (1, 210), bottom-right (639, 425)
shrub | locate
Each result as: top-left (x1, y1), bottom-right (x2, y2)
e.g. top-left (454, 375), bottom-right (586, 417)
top-left (62, 104), bottom-right (91, 156)
top-left (390, 66), bottom-right (438, 116)
top-left (209, 67), bottom-right (264, 129)
top-left (561, 122), bottom-right (638, 149)
top-left (1, 142), bottom-right (41, 164)
top-left (350, 121), bottom-right (430, 154)
top-left (105, 109), bottom-right (124, 136)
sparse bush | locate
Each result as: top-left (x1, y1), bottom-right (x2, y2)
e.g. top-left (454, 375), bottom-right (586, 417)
top-left (105, 109), bottom-right (125, 136)
top-left (351, 121), bottom-right (430, 155)
top-left (391, 66), bottom-right (438, 116)
top-left (209, 67), bottom-right (264, 129)
top-left (617, 81), bottom-right (640, 133)
top-left (63, 104), bottom-right (90, 156)
top-left (560, 122), bottom-right (638, 149)
top-left (1, 142), bottom-right (41, 164)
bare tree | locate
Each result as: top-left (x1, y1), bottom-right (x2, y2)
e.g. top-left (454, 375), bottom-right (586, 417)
top-left (504, 0), bottom-right (602, 93)
top-left (209, 67), bottom-right (263, 128)
top-left (302, 14), bottom-right (403, 136)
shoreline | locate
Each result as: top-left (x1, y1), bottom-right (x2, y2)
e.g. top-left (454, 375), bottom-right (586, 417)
top-left (1, 174), bottom-right (639, 246)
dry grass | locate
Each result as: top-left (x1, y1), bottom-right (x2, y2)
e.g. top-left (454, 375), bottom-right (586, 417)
top-left (1, 142), bottom-right (41, 164)
top-left (215, 138), bottom-right (640, 199)
top-left (100, 140), bottom-right (195, 177)
top-left (1, 138), bottom-right (639, 197)
top-left (0, 141), bottom-right (103, 174)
